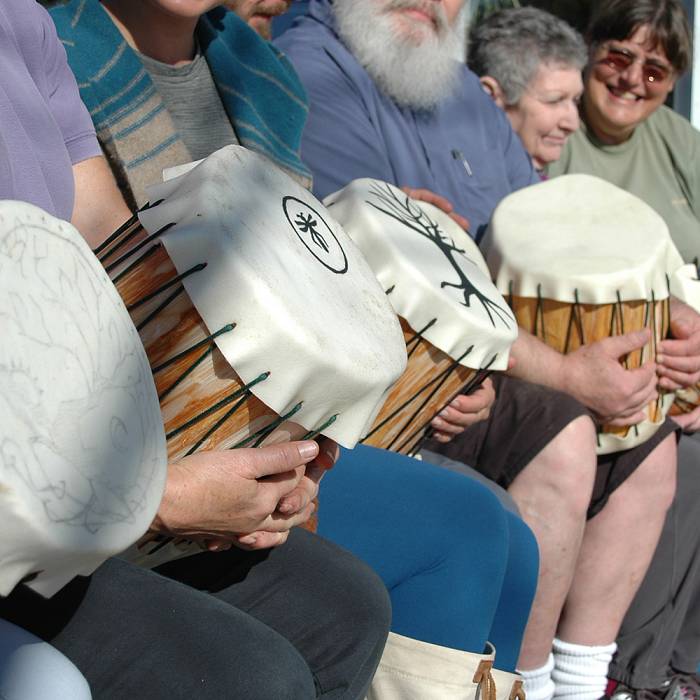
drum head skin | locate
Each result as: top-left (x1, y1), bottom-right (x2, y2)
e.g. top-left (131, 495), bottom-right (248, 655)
top-left (0, 202), bottom-right (167, 597)
top-left (483, 174), bottom-right (683, 304)
top-left (324, 179), bottom-right (517, 372)
top-left (482, 174), bottom-right (685, 454)
top-left (139, 146), bottom-right (406, 448)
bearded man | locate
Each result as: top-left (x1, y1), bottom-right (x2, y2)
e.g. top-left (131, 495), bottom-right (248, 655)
top-left (276, 4), bottom-right (694, 700)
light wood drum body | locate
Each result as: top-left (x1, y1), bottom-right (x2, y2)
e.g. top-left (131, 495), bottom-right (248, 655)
top-left (325, 179), bottom-right (518, 455)
top-left (484, 174), bottom-right (684, 454)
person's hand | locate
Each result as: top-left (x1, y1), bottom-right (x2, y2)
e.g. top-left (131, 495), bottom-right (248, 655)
top-left (563, 330), bottom-right (657, 425)
top-left (151, 441), bottom-right (321, 549)
top-left (657, 298), bottom-right (700, 390)
top-left (226, 437), bottom-right (340, 551)
top-left (400, 186), bottom-right (470, 231)
top-left (671, 404), bottom-right (700, 433)
top-left (430, 378), bottom-right (495, 442)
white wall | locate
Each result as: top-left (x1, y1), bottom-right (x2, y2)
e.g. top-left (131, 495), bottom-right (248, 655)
top-left (692, 0), bottom-right (700, 127)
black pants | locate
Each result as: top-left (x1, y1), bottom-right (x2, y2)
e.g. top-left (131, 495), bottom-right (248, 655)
top-left (610, 434), bottom-right (700, 687)
top-left (0, 528), bottom-right (391, 699)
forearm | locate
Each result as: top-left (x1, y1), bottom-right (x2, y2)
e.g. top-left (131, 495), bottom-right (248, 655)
top-left (508, 328), bottom-right (567, 390)
top-left (72, 155), bottom-right (132, 249)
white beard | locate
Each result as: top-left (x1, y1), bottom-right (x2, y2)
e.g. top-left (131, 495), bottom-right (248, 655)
top-left (333, 0), bottom-right (463, 111)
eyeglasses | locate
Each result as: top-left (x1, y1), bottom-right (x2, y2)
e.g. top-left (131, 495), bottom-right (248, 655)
top-left (598, 47), bottom-right (673, 87)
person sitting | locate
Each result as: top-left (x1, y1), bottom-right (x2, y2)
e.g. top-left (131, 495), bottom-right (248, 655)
top-left (47, 1), bottom-right (541, 698)
top-left (467, 6), bottom-right (585, 176)
top-left (276, 3), bottom-right (686, 700)
top-left (547, 1), bottom-right (700, 697)
top-left (0, 2), bottom-right (392, 698)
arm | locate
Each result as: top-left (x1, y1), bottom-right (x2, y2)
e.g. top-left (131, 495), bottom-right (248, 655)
top-left (510, 327), bottom-right (658, 425)
top-left (72, 156), bottom-right (133, 248)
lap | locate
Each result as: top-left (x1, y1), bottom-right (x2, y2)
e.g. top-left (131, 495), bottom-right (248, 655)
top-left (426, 375), bottom-right (679, 518)
top-left (0, 529), bottom-right (389, 699)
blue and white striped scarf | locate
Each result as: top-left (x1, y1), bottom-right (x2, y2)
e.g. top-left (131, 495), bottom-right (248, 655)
top-left (50, 0), bottom-right (311, 207)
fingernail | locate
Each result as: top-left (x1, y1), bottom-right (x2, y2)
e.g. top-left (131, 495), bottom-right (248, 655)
top-left (298, 441), bottom-right (319, 459)
top-left (439, 409), bottom-right (449, 417)
top-left (656, 354), bottom-right (664, 363)
top-left (239, 535), bottom-right (257, 545)
top-left (278, 501), bottom-right (294, 514)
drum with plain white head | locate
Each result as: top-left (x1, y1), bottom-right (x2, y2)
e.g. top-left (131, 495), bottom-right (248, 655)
top-left (482, 174), bottom-right (684, 454)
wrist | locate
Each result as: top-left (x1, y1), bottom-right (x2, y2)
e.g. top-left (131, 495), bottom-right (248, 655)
top-left (150, 462), bottom-right (189, 535)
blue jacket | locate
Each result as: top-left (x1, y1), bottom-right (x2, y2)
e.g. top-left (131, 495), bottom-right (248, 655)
top-left (276, 0), bottom-right (538, 239)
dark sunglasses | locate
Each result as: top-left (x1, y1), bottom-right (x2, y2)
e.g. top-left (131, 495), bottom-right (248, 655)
top-left (599, 47), bottom-right (672, 86)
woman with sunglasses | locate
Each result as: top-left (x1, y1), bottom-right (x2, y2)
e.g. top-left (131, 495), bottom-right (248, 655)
top-left (550, 3), bottom-right (700, 700)
top-left (549, 0), bottom-right (696, 261)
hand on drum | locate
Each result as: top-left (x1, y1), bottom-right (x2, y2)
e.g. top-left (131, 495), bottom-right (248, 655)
top-left (657, 298), bottom-right (700, 391)
top-left (564, 330), bottom-right (658, 425)
top-left (151, 441), bottom-right (322, 551)
top-left (400, 186), bottom-right (470, 232)
top-left (234, 437), bottom-right (340, 550)
top-left (429, 378), bottom-right (495, 442)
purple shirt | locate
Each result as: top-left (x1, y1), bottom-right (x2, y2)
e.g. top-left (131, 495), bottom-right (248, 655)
top-left (0, 0), bottom-right (100, 221)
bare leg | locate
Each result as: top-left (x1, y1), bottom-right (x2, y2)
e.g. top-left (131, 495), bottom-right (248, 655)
top-left (558, 433), bottom-right (677, 644)
top-left (510, 416), bottom-right (598, 670)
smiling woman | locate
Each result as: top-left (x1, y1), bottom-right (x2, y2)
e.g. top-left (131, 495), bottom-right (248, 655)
top-left (467, 6), bottom-right (587, 172)
top-left (548, 0), bottom-right (698, 261)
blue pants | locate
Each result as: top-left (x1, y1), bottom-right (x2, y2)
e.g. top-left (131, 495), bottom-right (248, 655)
top-left (319, 445), bottom-right (539, 671)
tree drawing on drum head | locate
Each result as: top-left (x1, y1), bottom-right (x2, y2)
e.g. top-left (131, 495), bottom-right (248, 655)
top-left (366, 182), bottom-right (513, 329)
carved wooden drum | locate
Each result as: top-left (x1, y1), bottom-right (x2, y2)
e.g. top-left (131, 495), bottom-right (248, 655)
top-left (325, 179), bottom-right (518, 455)
top-left (97, 147), bottom-right (406, 562)
top-left (483, 174), bottom-right (683, 454)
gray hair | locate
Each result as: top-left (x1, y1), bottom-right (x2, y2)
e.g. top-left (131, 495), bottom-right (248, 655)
top-left (467, 7), bottom-right (587, 105)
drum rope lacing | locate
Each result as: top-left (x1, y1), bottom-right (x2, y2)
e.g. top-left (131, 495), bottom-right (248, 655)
top-left (508, 280), bottom-right (671, 446)
top-left (97, 210), bottom-right (338, 444)
top-left (98, 208), bottom-right (340, 556)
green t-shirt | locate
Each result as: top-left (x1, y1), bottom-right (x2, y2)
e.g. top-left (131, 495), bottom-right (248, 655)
top-left (548, 106), bottom-right (700, 263)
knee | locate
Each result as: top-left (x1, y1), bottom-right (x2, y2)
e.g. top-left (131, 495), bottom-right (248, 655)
top-left (614, 433), bottom-right (677, 515)
top-left (515, 415), bottom-right (597, 518)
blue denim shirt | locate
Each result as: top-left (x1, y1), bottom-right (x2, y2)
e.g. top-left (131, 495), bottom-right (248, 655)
top-left (276, 0), bottom-right (538, 240)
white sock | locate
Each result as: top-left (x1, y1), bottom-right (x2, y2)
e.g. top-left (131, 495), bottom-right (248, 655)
top-left (552, 638), bottom-right (617, 700)
top-left (518, 653), bottom-right (555, 700)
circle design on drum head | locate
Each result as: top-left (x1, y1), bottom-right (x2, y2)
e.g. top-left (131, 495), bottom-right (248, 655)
top-left (283, 196), bottom-right (348, 274)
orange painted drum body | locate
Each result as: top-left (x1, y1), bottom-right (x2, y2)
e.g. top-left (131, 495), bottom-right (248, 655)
top-left (97, 148), bottom-right (407, 555)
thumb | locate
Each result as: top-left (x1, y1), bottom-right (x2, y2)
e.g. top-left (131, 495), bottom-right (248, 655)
top-left (242, 440), bottom-right (319, 480)
top-left (602, 329), bottom-right (651, 358)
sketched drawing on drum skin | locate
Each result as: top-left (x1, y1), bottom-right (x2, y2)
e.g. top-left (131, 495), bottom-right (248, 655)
top-left (0, 213), bottom-right (162, 535)
top-left (365, 183), bottom-right (513, 328)
top-left (283, 196), bottom-right (349, 274)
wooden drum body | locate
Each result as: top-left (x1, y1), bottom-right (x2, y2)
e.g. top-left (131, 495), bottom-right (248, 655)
top-left (484, 174), bottom-right (684, 454)
top-left (509, 292), bottom-right (670, 444)
top-left (97, 147), bottom-right (406, 560)
top-left (325, 179), bottom-right (518, 455)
